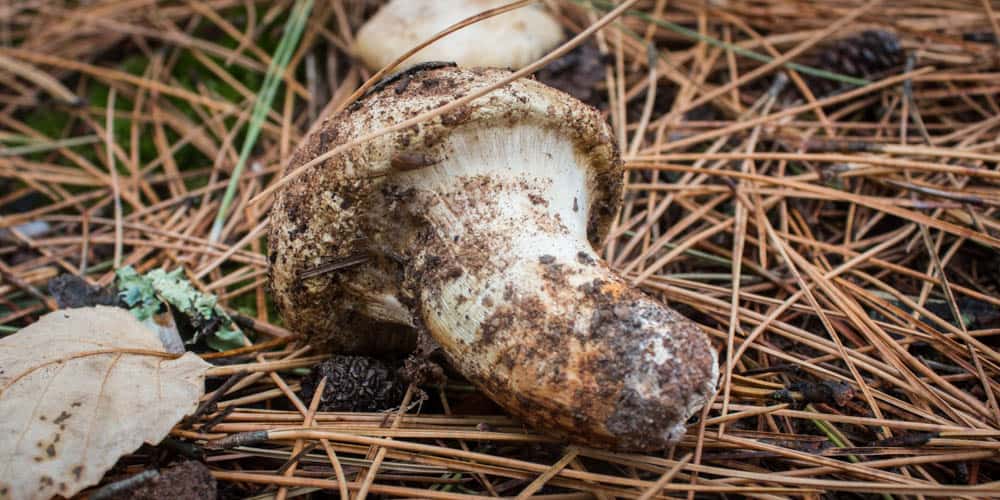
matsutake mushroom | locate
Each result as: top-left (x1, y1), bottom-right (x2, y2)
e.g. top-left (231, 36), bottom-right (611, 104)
top-left (353, 0), bottom-right (564, 72)
top-left (268, 65), bottom-right (718, 451)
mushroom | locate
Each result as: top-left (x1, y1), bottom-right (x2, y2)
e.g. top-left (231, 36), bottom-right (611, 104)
top-left (353, 0), bottom-right (564, 71)
top-left (268, 65), bottom-right (718, 450)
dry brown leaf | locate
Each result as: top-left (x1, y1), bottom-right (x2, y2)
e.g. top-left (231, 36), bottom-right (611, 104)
top-left (0, 306), bottom-right (209, 500)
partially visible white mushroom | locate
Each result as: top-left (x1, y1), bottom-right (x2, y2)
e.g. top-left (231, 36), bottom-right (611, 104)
top-left (269, 66), bottom-right (718, 450)
top-left (354, 0), bottom-right (564, 71)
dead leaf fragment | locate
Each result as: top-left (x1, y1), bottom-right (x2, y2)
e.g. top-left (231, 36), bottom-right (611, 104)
top-left (0, 306), bottom-right (209, 500)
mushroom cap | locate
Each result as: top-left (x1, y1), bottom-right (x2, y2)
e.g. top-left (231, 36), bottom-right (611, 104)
top-left (268, 66), bottom-right (622, 354)
top-left (353, 0), bottom-right (565, 71)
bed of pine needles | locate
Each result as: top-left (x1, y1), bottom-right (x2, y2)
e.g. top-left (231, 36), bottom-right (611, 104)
top-left (3, 0), bottom-right (1000, 498)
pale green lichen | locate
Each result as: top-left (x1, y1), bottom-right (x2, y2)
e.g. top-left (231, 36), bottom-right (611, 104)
top-left (116, 266), bottom-right (248, 351)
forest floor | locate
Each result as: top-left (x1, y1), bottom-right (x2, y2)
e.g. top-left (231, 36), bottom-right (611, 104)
top-left (2, 0), bottom-right (1000, 498)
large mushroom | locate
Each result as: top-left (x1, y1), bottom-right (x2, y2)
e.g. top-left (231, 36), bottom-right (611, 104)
top-left (353, 0), bottom-right (564, 71)
top-left (268, 66), bottom-right (718, 450)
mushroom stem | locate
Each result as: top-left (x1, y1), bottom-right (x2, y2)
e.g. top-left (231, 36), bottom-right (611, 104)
top-left (397, 125), bottom-right (718, 450)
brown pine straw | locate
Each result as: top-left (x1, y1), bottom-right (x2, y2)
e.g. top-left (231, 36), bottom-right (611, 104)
top-left (274, 375), bottom-right (326, 500)
top-left (354, 384), bottom-right (418, 500)
top-left (4, 0), bottom-right (1000, 497)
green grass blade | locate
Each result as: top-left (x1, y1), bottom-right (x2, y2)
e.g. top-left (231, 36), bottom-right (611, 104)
top-left (209, 0), bottom-right (315, 243)
top-left (0, 134), bottom-right (101, 157)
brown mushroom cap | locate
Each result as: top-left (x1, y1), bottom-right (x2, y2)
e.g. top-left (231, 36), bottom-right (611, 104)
top-left (269, 66), bottom-right (717, 450)
top-left (270, 66), bottom-right (621, 353)
top-left (353, 0), bottom-right (564, 71)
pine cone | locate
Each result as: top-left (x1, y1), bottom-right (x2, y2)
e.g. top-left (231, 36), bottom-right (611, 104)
top-left (811, 30), bottom-right (904, 95)
top-left (300, 355), bottom-right (405, 412)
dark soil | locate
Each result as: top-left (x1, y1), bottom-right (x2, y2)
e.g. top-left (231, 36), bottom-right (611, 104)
top-left (47, 274), bottom-right (118, 309)
top-left (114, 461), bottom-right (216, 500)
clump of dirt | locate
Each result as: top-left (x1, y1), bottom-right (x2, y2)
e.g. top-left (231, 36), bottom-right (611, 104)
top-left (400, 352), bottom-right (446, 386)
top-left (771, 380), bottom-right (855, 407)
top-left (120, 461), bottom-right (216, 500)
top-left (300, 355), bottom-right (406, 411)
